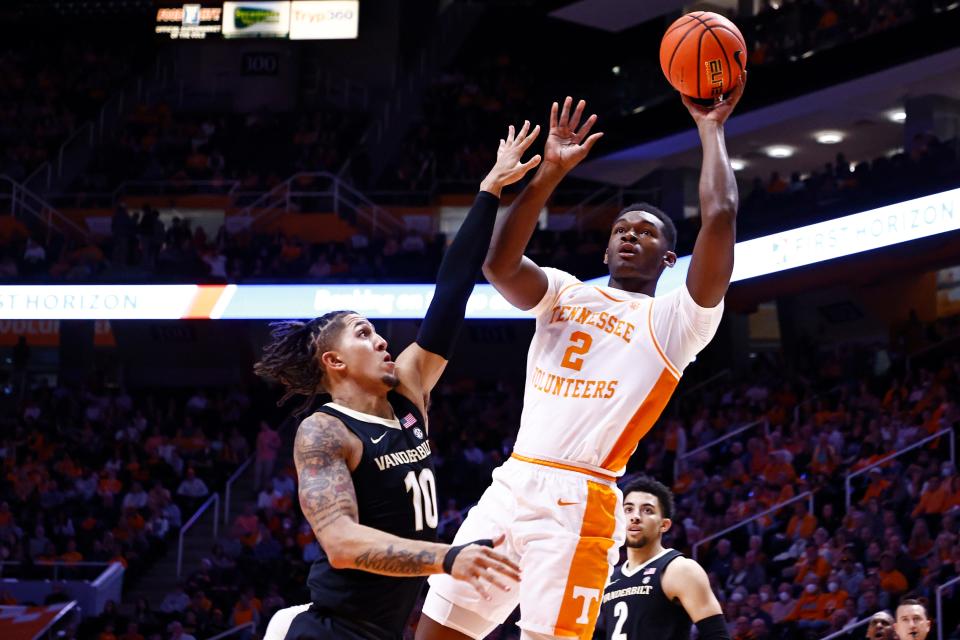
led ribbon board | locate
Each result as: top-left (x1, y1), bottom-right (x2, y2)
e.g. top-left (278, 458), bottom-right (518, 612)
top-left (1, 187), bottom-right (956, 320)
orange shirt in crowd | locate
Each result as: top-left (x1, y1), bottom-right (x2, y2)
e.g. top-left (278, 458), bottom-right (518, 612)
top-left (785, 593), bottom-right (832, 621)
top-left (822, 589), bottom-right (848, 615)
top-left (912, 483), bottom-right (952, 517)
top-left (862, 478), bottom-right (892, 504)
top-left (99, 477), bottom-right (122, 496)
top-left (879, 569), bottom-right (908, 594)
top-left (233, 604), bottom-right (255, 625)
top-left (794, 555), bottom-right (831, 584)
top-left (787, 513), bottom-right (818, 540)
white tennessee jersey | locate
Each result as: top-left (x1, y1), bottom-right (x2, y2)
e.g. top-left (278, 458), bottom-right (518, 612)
top-left (513, 267), bottom-right (724, 476)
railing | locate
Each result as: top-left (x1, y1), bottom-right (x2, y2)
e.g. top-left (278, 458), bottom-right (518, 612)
top-left (844, 428), bottom-right (955, 511)
top-left (49, 179), bottom-right (247, 209)
top-left (177, 493), bottom-right (220, 578)
top-left (819, 616), bottom-right (873, 640)
top-left (0, 560), bottom-right (117, 581)
top-left (562, 185), bottom-right (662, 230)
top-left (937, 574), bottom-right (960, 640)
top-left (24, 73), bottom-right (150, 194)
top-left (205, 622), bottom-right (256, 640)
top-left (0, 175), bottom-right (91, 243)
top-left (692, 491), bottom-right (813, 561)
top-left (235, 171), bottom-right (403, 237)
top-left (224, 458), bottom-right (254, 527)
top-left (674, 418), bottom-right (768, 480)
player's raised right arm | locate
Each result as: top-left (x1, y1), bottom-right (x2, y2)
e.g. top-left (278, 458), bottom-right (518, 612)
top-left (294, 413), bottom-right (519, 597)
top-left (483, 97), bottom-right (603, 310)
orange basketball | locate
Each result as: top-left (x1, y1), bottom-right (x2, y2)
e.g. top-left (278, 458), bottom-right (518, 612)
top-left (659, 11), bottom-right (747, 100)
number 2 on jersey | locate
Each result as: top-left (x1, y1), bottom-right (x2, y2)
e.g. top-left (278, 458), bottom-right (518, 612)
top-left (561, 331), bottom-right (593, 371)
top-left (611, 601), bottom-right (629, 640)
top-left (404, 469), bottom-right (438, 531)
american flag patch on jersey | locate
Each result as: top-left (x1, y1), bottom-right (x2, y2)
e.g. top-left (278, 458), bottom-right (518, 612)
top-left (644, 567), bottom-right (657, 575)
top-left (400, 413), bottom-right (417, 428)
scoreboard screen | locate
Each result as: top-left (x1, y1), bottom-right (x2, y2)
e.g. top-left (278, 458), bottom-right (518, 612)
top-left (155, 2), bottom-right (359, 40)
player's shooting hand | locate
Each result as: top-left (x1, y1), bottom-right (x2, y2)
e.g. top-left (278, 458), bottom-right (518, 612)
top-left (450, 534), bottom-right (520, 601)
top-left (682, 70), bottom-right (747, 128)
top-left (480, 121), bottom-right (542, 198)
top-left (541, 96), bottom-right (603, 175)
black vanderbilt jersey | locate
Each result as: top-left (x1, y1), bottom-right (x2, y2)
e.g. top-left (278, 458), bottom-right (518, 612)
top-left (593, 548), bottom-right (692, 640)
top-left (306, 391), bottom-right (437, 638)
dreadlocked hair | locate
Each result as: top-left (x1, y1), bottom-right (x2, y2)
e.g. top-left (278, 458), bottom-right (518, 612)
top-left (253, 310), bottom-right (356, 415)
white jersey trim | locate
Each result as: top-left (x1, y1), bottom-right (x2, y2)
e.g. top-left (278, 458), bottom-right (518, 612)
top-left (620, 547), bottom-right (674, 577)
top-left (323, 402), bottom-right (402, 429)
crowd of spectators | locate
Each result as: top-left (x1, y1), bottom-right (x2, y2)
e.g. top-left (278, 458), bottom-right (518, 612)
top-left (3, 127), bottom-right (957, 286)
top-left (70, 104), bottom-right (368, 196)
top-left (0, 378), bottom-right (275, 639)
top-left (739, 133), bottom-right (960, 241)
top-left (0, 200), bottom-right (450, 283)
top-left (634, 339), bottom-right (960, 639)
top-left (0, 40), bottom-right (138, 182)
top-left (744, 0), bottom-right (923, 67)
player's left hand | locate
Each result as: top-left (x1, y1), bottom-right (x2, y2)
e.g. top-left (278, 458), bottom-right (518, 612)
top-left (480, 121), bottom-right (542, 198)
top-left (682, 70), bottom-right (747, 127)
top-left (449, 534), bottom-right (520, 600)
top-left (541, 96), bottom-right (603, 175)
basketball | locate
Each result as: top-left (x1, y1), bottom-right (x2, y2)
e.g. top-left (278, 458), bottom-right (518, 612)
top-left (659, 11), bottom-right (747, 100)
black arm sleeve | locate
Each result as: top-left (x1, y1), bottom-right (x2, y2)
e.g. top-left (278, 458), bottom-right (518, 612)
top-left (415, 190), bottom-right (499, 359)
top-left (695, 614), bottom-right (730, 640)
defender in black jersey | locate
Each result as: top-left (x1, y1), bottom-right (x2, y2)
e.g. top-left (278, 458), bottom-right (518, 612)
top-left (593, 478), bottom-right (730, 640)
top-left (254, 122), bottom-right (545, 640)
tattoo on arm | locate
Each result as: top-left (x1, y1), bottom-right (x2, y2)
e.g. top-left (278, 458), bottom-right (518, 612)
top-left (294, 414), bottom-right (358, 535)
top-left (354, 545), bottom-right (438, 575)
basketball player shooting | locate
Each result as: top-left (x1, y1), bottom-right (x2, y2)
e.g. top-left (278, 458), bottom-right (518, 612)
top-left (418, 78), bottom-right (746, 640)
top-left (257, 122), bottom-right (543, 640)
top-left (592, 478), bottom-right (727, 640)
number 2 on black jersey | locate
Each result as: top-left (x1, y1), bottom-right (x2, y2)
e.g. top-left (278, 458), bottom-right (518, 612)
top-left (611, 601), bottom-right (628, 640)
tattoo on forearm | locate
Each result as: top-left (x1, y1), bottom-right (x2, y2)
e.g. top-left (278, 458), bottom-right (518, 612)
top-left (294, 415), bottom-right (358, 534)
top-left (354, 545), bottom-right (437, 575)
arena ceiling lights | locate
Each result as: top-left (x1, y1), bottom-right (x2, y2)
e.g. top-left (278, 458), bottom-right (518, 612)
top-left (886, 109), bottom-right (907, 123)
top-left (814, 130), bottom-right (845, 145)
top-left (1, 187), bottom-right (958, 320)
top-left (764, 145), bottom-right (795, 158)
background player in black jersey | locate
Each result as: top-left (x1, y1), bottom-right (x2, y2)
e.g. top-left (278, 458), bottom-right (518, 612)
top-left (894, 598), bottom-right (931, 640)
top-left (255, 121), bottom-right (543, 640)
top-left (593, 477), bottom-right (729, 640)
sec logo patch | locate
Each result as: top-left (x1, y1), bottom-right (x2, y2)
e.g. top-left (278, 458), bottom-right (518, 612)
top-left (413, 427), bottom-right (424, 440)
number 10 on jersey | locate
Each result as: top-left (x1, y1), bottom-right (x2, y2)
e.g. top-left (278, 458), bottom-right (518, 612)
top-left (404, 468), bottom-right (438, 531)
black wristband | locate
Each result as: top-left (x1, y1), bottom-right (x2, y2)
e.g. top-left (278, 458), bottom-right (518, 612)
top-left (695, 614), bottom-right (730, 640)
top-left (442, 538), bottom-right (494, 574)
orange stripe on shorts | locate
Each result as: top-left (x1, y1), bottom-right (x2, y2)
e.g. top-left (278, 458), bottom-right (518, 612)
top-left (553, 481), bottom-right (618, 638)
